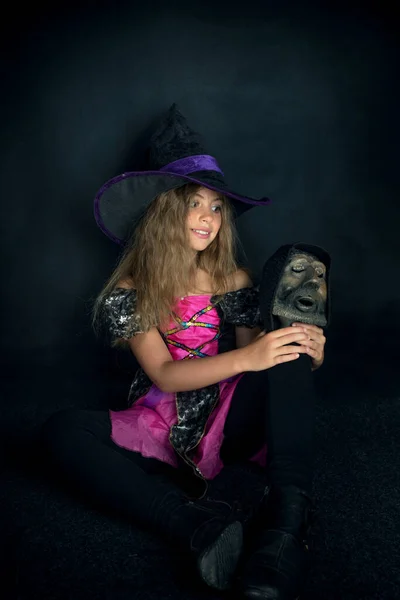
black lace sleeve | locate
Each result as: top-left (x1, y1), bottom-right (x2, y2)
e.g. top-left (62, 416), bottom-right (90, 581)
top-left (211, 286), bottom-right (262, 328)
top-left (100, 288), bottom-right (144, 342)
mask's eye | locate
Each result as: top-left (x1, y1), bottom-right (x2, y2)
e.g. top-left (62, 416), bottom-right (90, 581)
top-left (292, 265), bottom-right (305, 273)
top-left (316, 268), bottom-right (326, 278)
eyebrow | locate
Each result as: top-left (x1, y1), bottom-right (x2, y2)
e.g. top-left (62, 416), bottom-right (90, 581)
top-left (195, 193), bottom-right (223, 202)
top-left (293, 257), bottom-right (325, 268)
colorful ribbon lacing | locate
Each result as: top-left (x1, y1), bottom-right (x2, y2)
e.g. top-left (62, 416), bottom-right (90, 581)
top-left (164, 304), bottom-right (220, 359)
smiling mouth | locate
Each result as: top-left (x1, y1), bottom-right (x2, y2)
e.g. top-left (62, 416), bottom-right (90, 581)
top-left (191, 229), bottom-right (211, 238)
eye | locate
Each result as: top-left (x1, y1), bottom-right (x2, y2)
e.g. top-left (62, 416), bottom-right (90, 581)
top-left (292, 265), bottom-right (305, 273)
top-left (316, 269), bottom-right (326, 278)
top-left (189, 200), bottom-right (199, 208)
top-left (212, 205), bottom-right (222, 213)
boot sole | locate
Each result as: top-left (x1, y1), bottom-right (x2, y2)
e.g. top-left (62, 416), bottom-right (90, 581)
top-left (197, 520), bottom-right (243, 591)
top-left (243, 585), bottom-right (301, 600)
top-left (244, 591), bottom-right (300, 600)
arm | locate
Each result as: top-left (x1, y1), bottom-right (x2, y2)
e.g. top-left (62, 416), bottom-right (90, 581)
top-left (116, 274), bottom-right (250, 392)
top-left (116, 274), bottom-right (309, 392)
top-left (127, 328), bottom-right (247, 393)
top-left (128, 324), bottom-right (310, 393)
top-left (119, 269), bottom-right (260, 392)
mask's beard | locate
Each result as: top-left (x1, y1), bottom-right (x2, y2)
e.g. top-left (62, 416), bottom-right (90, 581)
top-left (272, 284), bottom-right (327, 326)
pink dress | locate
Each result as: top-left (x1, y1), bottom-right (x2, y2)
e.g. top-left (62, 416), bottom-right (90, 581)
top-left (108, 294), bottom-right (266, 480)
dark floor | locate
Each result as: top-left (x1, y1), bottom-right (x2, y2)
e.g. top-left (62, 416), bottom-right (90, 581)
top-left (1, 347), bottom-right (399, 600)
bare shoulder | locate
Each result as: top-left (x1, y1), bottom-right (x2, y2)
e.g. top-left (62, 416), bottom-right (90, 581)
top-left (116, 277), bottom-right (135, 289)
top-left (230, 269), bottom-right (253, 292)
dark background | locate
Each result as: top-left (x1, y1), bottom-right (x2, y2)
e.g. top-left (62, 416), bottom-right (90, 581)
top-left (1, 1), bottom-right (399, 599)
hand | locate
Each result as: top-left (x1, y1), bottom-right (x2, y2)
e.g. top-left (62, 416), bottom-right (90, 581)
top-left (292, 323), bottom-right (326, 371)
top-left (240, 326), bottom-right (311, 372)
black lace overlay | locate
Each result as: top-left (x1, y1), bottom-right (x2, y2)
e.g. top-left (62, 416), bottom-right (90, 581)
top-left (169, 385), bottom-right (220, 455)
top-left (101, 288), bottom-right (144, 342)
top-left (127, 369), bottom-right (153, 408)
top-left (211, 285), bottom-right (262, 329)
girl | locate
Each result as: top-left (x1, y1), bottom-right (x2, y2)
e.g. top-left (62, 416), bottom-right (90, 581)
top-left (42, 105), bottom-right (328, 600)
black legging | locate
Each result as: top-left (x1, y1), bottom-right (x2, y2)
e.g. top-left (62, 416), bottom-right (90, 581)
top-left (222, 353), bottom-right (315, 491)
top-left (41, 353), bottom-right (315, 531)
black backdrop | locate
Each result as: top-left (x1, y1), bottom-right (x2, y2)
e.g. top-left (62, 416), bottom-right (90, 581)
top-left (1, 0), bottom-right (399, 374)
top-left (1, 2), bottom-right (400, 599)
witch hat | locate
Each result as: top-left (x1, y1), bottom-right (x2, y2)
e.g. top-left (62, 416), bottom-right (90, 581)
top-left (94, 103), bottom-right (271, 244)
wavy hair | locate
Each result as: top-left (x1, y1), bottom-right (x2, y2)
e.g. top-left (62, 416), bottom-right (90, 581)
top-left (92, 183), bottom-right (243, 344)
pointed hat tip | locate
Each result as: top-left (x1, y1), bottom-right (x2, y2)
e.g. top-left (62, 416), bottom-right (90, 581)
top-left (165, 103), bottom-right (188, 124)
top-left (168, 102), bottom-right (181, 115)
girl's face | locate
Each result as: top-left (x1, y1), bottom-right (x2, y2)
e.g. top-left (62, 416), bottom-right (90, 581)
top-left (186, 187), bottom-right (223, 252)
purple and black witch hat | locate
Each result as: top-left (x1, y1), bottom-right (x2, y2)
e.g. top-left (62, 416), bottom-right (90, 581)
top-left (94, 103), bottom-right (271, 244)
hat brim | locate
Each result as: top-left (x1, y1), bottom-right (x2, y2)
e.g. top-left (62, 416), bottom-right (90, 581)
top-left (94, 171), bottom-right (271, 244)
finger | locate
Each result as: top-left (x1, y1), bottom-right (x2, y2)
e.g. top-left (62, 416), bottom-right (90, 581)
top-left (275, 345), bottom-right (309, 356)
top-left (272, 326), bottom-right (307, 338)
top-left (298, 339), bottom-right (319, 351)
top-left (305, 346), bottom-right (319, 357)
top-left (300, 330), bottom-right (326, 345)
top-left (274, 353), bottom-right (301, 365)
top-left (292, 323), bottom-right (323, 335)
top-left (309, 335), bottom-right (325, 346)
top-left (300, 344), bottom-right (322, 360)
top-left (272, 332), bottom-right (311, 348)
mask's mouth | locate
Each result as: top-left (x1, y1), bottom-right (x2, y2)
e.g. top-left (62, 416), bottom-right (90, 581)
top-left (272, 284), bottom-right (328, 327)
top-left (294, 294), bottom-right (318, 313)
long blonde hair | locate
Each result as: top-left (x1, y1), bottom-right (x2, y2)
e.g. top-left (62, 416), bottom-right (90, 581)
top-left (92, 183), bottom-right (242, 342)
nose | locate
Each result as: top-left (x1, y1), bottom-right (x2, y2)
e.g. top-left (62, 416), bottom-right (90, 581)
top-left (200, 206), bottom-right (214, 223)
top-left (306, 265), bottom-right (323, 284)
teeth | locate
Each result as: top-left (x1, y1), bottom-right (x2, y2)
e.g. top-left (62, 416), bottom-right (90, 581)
top-left (193, 230), bottom-right (209, 234)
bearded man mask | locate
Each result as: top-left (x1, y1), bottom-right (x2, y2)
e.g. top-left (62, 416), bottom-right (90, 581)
top-left (259, 243), bottom-right (331, 332)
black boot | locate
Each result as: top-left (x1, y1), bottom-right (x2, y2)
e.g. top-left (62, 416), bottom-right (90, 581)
top-left (238, 485), bottom-right (315, 600)
top-left (164, 495), bottom-right (244, 591)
